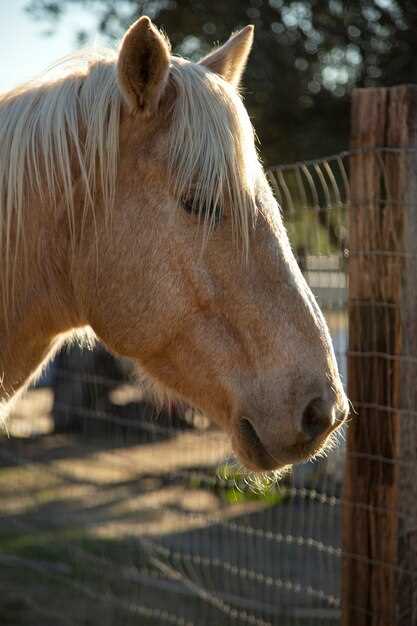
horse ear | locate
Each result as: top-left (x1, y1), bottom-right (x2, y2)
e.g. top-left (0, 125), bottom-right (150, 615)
top-left (117, 16), bottom-right (171, 115)
top-left (199, 26), bottom-right (254, 87)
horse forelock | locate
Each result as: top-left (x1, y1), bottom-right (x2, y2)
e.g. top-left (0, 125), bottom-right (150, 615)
top-left (168, 58), bottom-right (259, 253)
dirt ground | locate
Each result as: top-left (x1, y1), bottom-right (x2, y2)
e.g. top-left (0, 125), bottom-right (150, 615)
top-left (0, 389), bottom-right (342, 626)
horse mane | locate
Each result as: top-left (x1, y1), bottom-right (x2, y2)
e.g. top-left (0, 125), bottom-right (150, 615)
top-left (0, 45), bottom-right (259, 312)
top-left (167, 59), bottom-right (259, 249)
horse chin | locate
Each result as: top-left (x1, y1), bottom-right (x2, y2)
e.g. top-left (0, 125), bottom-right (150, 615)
top-left (235, 450), bottom-right (285, 473)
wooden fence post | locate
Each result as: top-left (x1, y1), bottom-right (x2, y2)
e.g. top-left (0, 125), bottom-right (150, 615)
top-left (342, 86), bottom-right (417, 626)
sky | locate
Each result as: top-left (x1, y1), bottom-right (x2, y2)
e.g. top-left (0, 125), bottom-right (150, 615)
top-left (0, 0), bottom-right (106, 93)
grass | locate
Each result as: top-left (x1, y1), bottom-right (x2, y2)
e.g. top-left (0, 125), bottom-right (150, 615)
top-left (190, 462), bottom-right (291, 507)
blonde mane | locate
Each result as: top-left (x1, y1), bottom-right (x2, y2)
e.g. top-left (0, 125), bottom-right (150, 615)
top-left (0, 46), bottom-right (259, 315)
top-left (167, 59), bottom-right (259, 248)
top-left (0, 49), bottom-right (121, 318)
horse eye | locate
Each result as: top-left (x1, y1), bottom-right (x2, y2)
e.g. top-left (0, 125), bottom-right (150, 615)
top-left (182, 199), bottom-right (198, 215)
top-left (181, 198), bottom-right (223, 225)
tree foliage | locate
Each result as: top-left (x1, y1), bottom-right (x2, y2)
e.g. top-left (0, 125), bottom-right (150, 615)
top-left (26, 0), bottom-right (417, 164)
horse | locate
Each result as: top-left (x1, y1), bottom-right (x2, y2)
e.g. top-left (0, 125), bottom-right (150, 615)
top-left (0, 16), bottom-right (348, 473)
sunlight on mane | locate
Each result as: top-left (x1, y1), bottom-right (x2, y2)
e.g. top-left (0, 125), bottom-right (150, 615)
top-left (168, 58), bottom-right (259, 252)
top-left (0, 45), bottom-right (260, 320)
top-left (0, 48), bottom-right (121, 321)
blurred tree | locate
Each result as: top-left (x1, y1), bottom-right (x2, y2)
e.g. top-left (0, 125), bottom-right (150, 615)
top-left (26, 0), bottom-right (417, 164)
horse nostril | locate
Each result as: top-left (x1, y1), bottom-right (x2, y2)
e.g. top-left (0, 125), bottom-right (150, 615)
top-left (301, 397), bottom-right (333, 441)
top-left (240, 417), bottom-right (262, 447)
top-left (239, 417), bottom-right (269, 457)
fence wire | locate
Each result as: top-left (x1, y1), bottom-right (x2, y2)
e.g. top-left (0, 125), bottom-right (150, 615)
top-left (1, 148), bottom-right (416, 626)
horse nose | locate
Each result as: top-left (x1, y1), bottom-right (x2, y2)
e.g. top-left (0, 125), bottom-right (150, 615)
top-left (301, 396), bottom-right (335, 441)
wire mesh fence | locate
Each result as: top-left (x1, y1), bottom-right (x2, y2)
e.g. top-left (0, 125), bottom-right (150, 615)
top-left (2, 127), bottom-right (417, 624)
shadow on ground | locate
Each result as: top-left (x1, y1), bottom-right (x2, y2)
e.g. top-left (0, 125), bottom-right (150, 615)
top-left (0, 391), bottom-right (342, 626)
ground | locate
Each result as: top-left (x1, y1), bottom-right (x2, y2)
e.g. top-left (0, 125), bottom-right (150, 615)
top-left (0, 389), bottom-right (342, 626)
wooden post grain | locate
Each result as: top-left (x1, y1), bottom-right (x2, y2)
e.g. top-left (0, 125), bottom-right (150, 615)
top-left (342, 86), bottom-right (417, 626)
